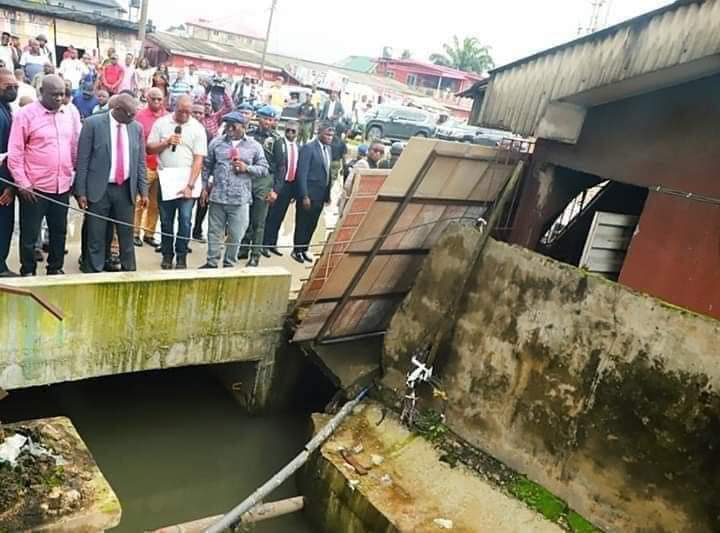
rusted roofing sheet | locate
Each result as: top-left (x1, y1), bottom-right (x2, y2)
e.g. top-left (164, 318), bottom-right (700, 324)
top-left (479, 0), bottom-right (720, 136)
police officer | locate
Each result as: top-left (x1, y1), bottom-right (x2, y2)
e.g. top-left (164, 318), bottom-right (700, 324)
top-left (240, 105), bottom-right (280, 266)
top-left (379, 141), bottom-right (404, 169)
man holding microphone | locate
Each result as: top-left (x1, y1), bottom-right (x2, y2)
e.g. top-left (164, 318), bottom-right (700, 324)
top-left (147, 94), bottom-right (207, 270)
top-left (200, 112), bottom-right (268, 269)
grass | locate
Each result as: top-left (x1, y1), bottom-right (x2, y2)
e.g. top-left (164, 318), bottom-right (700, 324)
top-left (509, 477), bottom-right (601, 533)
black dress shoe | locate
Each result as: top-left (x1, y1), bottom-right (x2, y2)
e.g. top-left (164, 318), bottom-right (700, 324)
top-left (259, 248), bottom-right (271, 258)
top-left (246, 254), bottom-right (260, 267)
top-left (155, 245), bottom-right (162, 254)
top-left (46, 269), bottom-right (65, 275)
top-left (176, 256), bottom-right (188, 269)
top-left (161, 256), bottom-right (174, 270)
top-left (0, 269), bottom-right (19, 278)
top-left (133, 237), bottom-right (143, 247)
top-left (301, 252), bottom-right (313, 263)
top-left (290, 251), bottom-right (304, 264)
top-left (144, 237), bottom-right (160, 247)
top-left (21, 272), bottom-right (35, 277)
top-left (199, 263), bottom-right (217, 269)
top-left (268, 247), bottom-right (282, 257)
top-left (237, 249), bottom-right (249, 260)
top-left (222, 262), bottom-right (234, 268)
top-left (103, 262), bottom-right (121, 272)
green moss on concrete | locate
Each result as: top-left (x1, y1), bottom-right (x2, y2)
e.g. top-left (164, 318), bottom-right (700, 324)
top-left (509, 477), bottom-right (600, 532)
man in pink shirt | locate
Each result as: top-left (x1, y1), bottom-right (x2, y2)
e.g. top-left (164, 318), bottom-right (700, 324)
top-left (8, 74), bottom-right (81, 276)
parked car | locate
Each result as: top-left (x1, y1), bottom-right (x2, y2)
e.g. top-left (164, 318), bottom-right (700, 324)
top-left (436, 119), bottom-right (482, 142)
top-left (364, 105), bottom-right (437, 141)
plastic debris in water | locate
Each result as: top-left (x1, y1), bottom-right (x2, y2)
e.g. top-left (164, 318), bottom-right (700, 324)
top-left (380, 474), bottom-right (393, 486)
top-left (348, 479), bottom-right (360, 491)
top-left (433, 518), bottom-right (454, 529)
top-left (371, 454), bottom-right (384, 466)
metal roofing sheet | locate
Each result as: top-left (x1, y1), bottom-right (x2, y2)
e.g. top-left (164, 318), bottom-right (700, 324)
top-left (147, 32), bottom-right (283, 70)
top-left (0, 0), bottom-right (138, 31)
top-left (479, 0), bottom-right (720, 136)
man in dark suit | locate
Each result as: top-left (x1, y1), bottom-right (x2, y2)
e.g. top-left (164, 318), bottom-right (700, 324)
top-left (0, 68), bottom-right (17, 277)
top-left (292, 121), bottom-right (335, 263)
top-left (263, 120), bottom-right (299, 257)
top-left (319, 91), bottom-right (344, 124)
top-left (75, 94), bottom-right (147, 272)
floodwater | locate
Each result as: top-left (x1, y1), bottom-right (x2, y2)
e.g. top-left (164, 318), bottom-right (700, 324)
top-left (2, 366), bottom-right (318, 532)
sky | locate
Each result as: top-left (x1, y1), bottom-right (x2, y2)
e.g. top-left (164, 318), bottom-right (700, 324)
top-left (146, 0), bottom-right (672, 68)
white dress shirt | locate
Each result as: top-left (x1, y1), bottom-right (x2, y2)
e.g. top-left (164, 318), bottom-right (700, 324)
top-left (108, 113), bottom-right (130, 183)
top-left (285, 138), bottom-right (298, 181)
top-left (326, 100), bottom-right (337, 119)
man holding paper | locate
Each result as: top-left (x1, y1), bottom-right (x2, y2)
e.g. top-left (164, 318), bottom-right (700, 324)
top-left (147, 95), bottom-right (207, 270)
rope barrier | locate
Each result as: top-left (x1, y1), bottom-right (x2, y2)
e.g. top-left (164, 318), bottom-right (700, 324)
top-left (0, 176), bottom-right (481, 250)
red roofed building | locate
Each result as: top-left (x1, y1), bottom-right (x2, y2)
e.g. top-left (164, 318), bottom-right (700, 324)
top-left (375, 58), bottom-right (483, 96)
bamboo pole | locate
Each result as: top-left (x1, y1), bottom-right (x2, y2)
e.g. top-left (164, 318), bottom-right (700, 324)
top-left (152, 497), bottom-right (304, 533)
top-left (205, 387), bottom-right (370, 533)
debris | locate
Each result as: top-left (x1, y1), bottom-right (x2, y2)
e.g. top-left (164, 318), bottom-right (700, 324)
top-left (0, 433), bottom-right (28, 466)
top-left (352, 444), bottom-right (364, 454)
top-left (380, 474), bottom-right (393, 486)
top-left (65, 489), bottom-right (82, 507)
top-left (370, 454), bottom-right (384, 466)
top-left (433, 518), bottom-right (454, 529)
top-left (348, 479), bottom-right (359, 491)
top-left (340, 449), bottom-right (369, 475)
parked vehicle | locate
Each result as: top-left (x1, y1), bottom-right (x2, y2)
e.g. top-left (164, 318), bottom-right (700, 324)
top-left (436, 119), bottom-right (482, 142)
top-left (364, 105), bottom-right (437, 141)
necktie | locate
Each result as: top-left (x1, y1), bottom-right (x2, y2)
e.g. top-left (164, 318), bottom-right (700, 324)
top-left (324, 146), bottom-right (331, 183)
top-left (115, 123), bottom-right (125, 185)
top-left (287, 142), bottom-right (296, 182)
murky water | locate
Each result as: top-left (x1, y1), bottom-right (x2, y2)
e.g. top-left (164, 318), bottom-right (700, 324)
top-left (2, 367), bottom-right (317, 532)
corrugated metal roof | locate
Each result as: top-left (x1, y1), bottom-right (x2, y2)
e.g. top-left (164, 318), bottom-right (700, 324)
top-left (0, 0), bottom-right (138, 31)
top-left (147, 32), bottom-right (284, 71)
top-left (478, 0), bottom-right (720, 136)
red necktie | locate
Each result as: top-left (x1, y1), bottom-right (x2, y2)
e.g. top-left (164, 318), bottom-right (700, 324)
top-left (115, 124), bottom-right (125, 185)
top-left (287, 142), bottom-right (296, 182)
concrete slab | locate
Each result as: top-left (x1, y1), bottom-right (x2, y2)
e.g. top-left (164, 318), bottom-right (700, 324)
top-left (0, 267), bottom-right (291, 390)
top-left (0, 416), bottom-right (121, 532)
top-left (302, 401), bottom-right (562, 532)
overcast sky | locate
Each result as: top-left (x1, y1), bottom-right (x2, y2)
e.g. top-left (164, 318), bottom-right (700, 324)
top-left (147, 0), bottom-right (672, 68)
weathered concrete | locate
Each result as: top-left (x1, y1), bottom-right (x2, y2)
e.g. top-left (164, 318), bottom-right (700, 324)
top-left (301, 401), bottom-right (562, 533)
top-left (384, 224), bottom-right (720, 532)
top-left (0, 269), bottom-right (291, 397)
top-left (0, 416), bottom-right (121, 531)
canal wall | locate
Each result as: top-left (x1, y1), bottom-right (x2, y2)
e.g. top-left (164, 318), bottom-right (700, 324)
top-left (383, 224), bottom-right (720, 532)
top-left (0, 269), bottom-right (290, 407)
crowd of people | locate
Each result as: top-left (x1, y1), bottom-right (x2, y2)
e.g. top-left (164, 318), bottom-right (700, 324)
top-left (0, 41), bottom-right (403, 278)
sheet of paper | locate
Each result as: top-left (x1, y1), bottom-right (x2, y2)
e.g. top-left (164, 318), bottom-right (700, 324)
top-left (158, 167), bottom-right (202, 202)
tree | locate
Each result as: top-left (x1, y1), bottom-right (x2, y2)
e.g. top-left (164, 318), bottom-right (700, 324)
top-left (400, 49), bottom-right (412, 60)
top-left (430, 36), bottom-right (494, 74)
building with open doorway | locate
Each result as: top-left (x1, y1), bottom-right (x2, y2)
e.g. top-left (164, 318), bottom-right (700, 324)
top-left (0, 0), bottom-right (143, 66)
top-left (465, 0), bottom-right (720, 320)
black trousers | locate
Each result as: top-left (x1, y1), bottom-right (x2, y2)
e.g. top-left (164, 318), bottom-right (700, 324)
top-left (19, 191), bottom-right (69, 275)
top-left (193, 201), bottom-right (208, 238)
top-left (293, 199), bottom-right (323, 254)
top-left (86, 181), bottom-right (136, 272)
top-left (263, 182), bottom-right (296, 246)
top-left (0, 198), bottom-right (13, 273)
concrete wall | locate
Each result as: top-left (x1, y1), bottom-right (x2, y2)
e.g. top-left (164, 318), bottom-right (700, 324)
top-left (509, 74), bottom-right (720, 319)
top-left (0, 269), bottom-right (290, 396)
top-left (384, 224), bottom-right (720, 532)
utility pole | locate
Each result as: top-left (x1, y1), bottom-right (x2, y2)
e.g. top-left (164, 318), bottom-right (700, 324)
top-left (137, 0), bottom-right (150, 44)
top-left (259, 0), bottom-right (278, 84)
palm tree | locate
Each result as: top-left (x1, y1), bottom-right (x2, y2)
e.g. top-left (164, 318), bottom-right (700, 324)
top-left (430, 36), bottom-right (494, 74)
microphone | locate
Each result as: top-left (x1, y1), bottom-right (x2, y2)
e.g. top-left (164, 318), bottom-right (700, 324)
top-left (172, 125), bottom-right (181, 153)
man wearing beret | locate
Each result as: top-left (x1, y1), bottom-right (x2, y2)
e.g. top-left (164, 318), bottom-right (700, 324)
top-left (240, 104), bottom-right (280, 266)
top-left (200, 112), bottom-right (268, 269)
